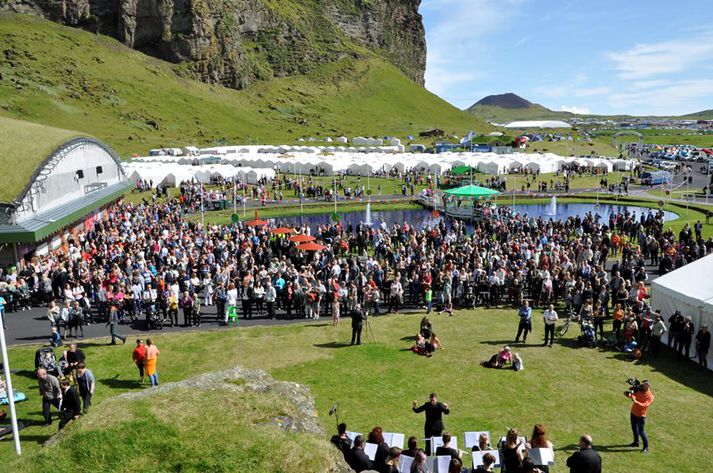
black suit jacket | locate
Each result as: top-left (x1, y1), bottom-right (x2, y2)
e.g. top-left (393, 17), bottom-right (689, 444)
top-left (566, 447), bottom-right (602, 473)
top-left (60, 387), bottom-right (82, 417)
top-left (347, 447), bottom-right (372, 472)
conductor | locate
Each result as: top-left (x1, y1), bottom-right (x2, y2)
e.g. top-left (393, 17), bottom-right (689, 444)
top-left (412, 392), bottom-right (450, 454)
top-left (350, 304), bottom-right (367, 345)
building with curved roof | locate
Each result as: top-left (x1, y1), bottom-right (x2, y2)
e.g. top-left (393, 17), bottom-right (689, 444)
top-left (0, 117), bottom-right (129, 262)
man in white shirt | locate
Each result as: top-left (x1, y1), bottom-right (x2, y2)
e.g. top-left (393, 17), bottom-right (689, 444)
top-left (543, 304), bottom-right (558, 347)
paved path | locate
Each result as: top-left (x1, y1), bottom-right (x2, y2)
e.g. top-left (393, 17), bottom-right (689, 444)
top-left (2, 304), bottom-right (328, 347)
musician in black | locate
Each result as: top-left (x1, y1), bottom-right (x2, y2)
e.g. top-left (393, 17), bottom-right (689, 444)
top-left (412, 392), bottom-right (450, 455)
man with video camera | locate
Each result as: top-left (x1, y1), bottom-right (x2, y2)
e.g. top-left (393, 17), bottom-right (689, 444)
top-left (625, 379), bottom-right (654, 453)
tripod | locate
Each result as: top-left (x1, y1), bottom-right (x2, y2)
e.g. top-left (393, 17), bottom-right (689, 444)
top-left (364, 310), bottom-right (376, 343)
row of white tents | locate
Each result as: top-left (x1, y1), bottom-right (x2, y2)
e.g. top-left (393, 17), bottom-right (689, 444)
top-left (123, 163), bottom-right (276, 187)
top-left (128, 151), bottom-right (635, 180)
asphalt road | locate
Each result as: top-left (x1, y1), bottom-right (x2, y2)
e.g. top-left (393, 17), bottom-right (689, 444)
top-left (2, 304), bottom-right (326, 347)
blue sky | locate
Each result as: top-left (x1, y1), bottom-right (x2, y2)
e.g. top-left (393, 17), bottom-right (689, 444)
top-left (420, 0), bottom-right (713, 115)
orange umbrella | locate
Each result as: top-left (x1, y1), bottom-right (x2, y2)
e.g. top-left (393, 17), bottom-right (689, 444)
top-left (270, 227), bottom-right (296, 235)
top-left (289, 234), bottom-right (316, 243)
top-left (245, 210), bottom-right (267, 227)
top-left (296, 242), bottom-right (327, 251)
top-left (246, 219), bottom-right (268, 227)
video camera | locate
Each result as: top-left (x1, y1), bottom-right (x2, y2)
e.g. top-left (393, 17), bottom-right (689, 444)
top-left (625, 378), bottom-right (646, 395)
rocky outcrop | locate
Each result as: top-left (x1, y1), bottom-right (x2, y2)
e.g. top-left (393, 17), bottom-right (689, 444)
top-left (1, 0), bottom-right (426, 87)
top-left (44, 365), bottom-right (352, 472)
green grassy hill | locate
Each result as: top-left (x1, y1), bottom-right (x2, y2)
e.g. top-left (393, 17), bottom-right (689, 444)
top-left (683, 109), bottom-right (713, 120)
top-left (0, 13), bottom-right (485, 157)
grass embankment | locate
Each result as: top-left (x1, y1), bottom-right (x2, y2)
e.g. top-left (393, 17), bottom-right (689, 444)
top-left (3, 309), bottom-right (713, 472)
top-left (0, 13), bottom-right (485, 157)
top-left (0, 117), bottom-right (84, 203)
top-left (12, 373), bottom-right (339, 473)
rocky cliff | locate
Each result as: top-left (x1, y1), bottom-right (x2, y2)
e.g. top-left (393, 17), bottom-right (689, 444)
top-left (1, 0), bottom-right (425, 88)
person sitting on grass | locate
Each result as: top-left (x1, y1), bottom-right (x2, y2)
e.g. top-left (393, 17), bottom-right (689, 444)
top-left (481, 345), bottom-right (513, 368)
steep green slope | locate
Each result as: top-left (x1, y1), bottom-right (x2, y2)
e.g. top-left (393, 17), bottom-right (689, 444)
top-left (0, 13), bottom-right (483, 156)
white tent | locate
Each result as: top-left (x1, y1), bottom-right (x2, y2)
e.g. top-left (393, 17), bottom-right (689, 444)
top-left (651, 252), bottom-right (713, 371)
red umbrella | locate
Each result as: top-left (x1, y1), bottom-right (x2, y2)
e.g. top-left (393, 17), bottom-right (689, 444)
top-left (246, 219), bottom-right (268, 227)
top-left (270, 227), bottom-right (296, 235)
top-left (296, 242), bottom-right (327, 251)
top-left (245, 210), bottom-right (267, 227)
top-left (289, 234), bottom-right (316, 243)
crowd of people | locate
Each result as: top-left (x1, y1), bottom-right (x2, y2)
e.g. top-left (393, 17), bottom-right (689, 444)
top-left (33, 338), bottom-right (159, 431)
top-left (0, 174), bottom-right (709, 466)
top-left (0, 187), bottom-right (708, 362)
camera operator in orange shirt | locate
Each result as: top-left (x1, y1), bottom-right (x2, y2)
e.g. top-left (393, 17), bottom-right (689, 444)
top-left (625, 380), bottom-right (654, 453)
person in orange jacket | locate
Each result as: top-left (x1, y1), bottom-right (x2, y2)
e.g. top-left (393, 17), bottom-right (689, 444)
top-left (626, 381), bottom-right (654, 453)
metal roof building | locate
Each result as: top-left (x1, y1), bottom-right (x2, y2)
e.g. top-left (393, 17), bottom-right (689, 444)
top-left (0, 117), bottom-right (130, 263)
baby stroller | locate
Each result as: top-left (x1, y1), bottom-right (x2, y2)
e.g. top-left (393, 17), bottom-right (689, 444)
top-left (34, 347), bottom-right (60, 377)
top-left (578, 320), bottom-right (596, 348)
top-left (147, 306), bottom-right (164, 330)
top-left (461, 283), bottom-right (477, 309)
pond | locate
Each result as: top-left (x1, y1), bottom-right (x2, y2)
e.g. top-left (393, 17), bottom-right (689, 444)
top-left (273, 201), bottom-right (678, 232)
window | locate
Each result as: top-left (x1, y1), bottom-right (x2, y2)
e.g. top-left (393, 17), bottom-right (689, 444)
top-left (96, 166), bottom-right (103, 175)
top-left (76, 170), bottom-right (84, 179)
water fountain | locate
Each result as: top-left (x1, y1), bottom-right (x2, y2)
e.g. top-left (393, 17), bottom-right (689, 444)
top-left (546, 196), bottom-right (557, 216)
top-left (364, 201), bottom-right (373, 225)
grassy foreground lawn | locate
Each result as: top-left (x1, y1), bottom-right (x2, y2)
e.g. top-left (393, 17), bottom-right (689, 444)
top-left (3, 308), bottom-right (713, 472)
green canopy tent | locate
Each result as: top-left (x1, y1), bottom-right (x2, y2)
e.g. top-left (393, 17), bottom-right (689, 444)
top-left (442, 185), bottom-right (501, 222)
top-left (443, 185), bottom-right (500, 198)
top-left (449, 165), bottom-right (478, 176)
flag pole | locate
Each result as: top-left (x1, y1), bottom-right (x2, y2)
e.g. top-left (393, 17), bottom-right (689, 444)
top-left (0, 323), bottom-right (22, 455)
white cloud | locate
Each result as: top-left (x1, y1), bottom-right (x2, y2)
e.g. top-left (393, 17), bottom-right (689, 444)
top-left (606, 79), bottom-right (713, 115)
top-left (514, 35), bottom-right (529, 47)
top-left (607, 32), bottom-right (713, 80)
top-left (559, 105), bottom-right (591, 114)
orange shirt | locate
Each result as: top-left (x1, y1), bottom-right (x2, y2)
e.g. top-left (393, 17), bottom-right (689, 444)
top-left (613, 309), bottom-right (624, 321)
top-left (630, 390), bottom-right (654, 417)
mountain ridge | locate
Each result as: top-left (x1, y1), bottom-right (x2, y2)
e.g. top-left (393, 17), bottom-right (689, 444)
top-left (468, 93), bottom-right (713, 122)
top-left (0, 0), bottom-right (426, 90)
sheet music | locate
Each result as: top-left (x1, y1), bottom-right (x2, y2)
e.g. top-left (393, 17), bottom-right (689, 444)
top-left (364, 442), bottom-right (378, 461)
top-left (425, 456), bottom-right (435, 473)
top-left (435, 455), bottom-right (451, 473)
top-left (399, 454), bottom-right (414, 473)
top-left (472, 449), bottom-right (501, 468)
top-left (346, 431), bottom-right (362, 443)
top-left (464, 431), bottom-right (491, 449)
top-left (528, 447), bottom-right (555, 465)
top-left (384, 432), bottom-right (405, 449)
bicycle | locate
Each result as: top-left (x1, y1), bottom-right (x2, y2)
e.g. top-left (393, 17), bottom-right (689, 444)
top-left (555, 309), bottom-right (579, 337)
